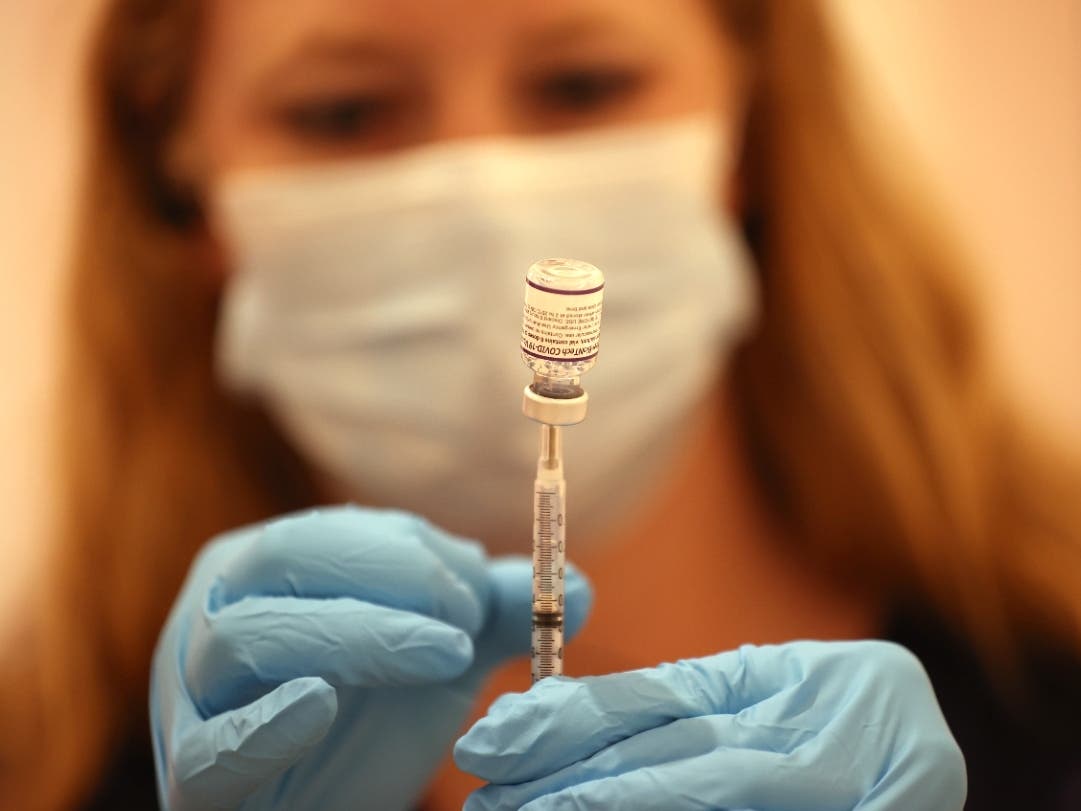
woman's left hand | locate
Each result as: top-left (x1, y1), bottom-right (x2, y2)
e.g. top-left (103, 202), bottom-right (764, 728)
top-left (455, 640), bottom-right (966, 810)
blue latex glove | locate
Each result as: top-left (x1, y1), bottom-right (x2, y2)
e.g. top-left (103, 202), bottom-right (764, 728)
top-left (151, 506), bottom-right (591, 811)
top-left (455, 640), bottom-right (966, 810)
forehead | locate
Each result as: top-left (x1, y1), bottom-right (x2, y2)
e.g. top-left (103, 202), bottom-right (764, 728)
top-left (201, 0), bottom-right (722, 70)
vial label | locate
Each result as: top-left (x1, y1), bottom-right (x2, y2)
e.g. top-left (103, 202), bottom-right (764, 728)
top-left (520, 281), bottom-right (604, 363)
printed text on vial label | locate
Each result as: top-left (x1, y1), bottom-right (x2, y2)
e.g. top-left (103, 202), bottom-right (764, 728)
top-left (520, 295), bottom-right (603, 360)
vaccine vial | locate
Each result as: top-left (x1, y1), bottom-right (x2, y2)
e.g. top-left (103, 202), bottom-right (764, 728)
top-left (520, 258), bottom-right (605, 399)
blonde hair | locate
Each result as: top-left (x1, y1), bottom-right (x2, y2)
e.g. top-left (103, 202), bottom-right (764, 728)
top-left (725, 1), bottom-right (1081, 661)
top-left (2, 0), bottom-right (1078, 808)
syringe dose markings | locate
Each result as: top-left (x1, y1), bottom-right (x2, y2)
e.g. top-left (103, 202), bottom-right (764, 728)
top-left (533, 489), bottom-right (564, 613)
top-left (532, 486), bottom-right (565, 681)
top-left (531, 615), bottom-right (563, 680)
top-left (532, 624), bottom-right (562, 680)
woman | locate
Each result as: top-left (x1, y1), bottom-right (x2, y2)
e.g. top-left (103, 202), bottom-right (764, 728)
top-left (3, 0), bottom-right (1079, 808)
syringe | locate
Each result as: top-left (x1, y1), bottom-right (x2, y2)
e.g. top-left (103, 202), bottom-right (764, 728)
top-left (531, 424), bottom-right (565, 680)
top-left (520, 258), bottom-right (604, 683)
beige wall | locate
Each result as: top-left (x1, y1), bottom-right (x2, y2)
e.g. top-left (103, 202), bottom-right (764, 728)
top-left (834, 0), bottom-right (1081, 442)
top-left (1, 2), bottom-right (1079, 623)
top-left (1, 1), bottom-right (100, 624)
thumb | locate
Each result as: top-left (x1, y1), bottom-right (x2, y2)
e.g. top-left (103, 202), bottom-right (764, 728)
top-left (170, 677), bottom-right (338, 810)
top-left (473, 557), bottom-right (592, 672)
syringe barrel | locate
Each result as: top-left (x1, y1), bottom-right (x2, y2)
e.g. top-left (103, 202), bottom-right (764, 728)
top-left (532, 474), bottom-right (566, 682)
top-left (531, 614), bottom-right (564, 683)
top-left (532, 476), bottom-right (565, 615)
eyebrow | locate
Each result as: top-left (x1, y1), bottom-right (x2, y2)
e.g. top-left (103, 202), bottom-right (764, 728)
top-left (255, 13), bottom-right (650, 95)
top-left (255, 33), bottom-right (406, 95)
top-left (521, 14), bottom-right (650, 49)
top-left (286, 34), bottom-right (400, 66)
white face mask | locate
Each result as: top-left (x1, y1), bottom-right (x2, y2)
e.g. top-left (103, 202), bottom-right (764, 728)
top-left (213, 116), bottom-right (757, 552)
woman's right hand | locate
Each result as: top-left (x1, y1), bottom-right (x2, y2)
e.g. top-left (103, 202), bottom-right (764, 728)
top-left (150, 506), bottom-right (592, 811)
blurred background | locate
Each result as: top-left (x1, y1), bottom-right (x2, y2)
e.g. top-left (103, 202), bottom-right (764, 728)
top-left (1, 0), bottom-right (1079, 627)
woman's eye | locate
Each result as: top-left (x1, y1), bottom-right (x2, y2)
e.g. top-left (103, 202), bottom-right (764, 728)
top-left (531, 68), bottom-right (645, 114)
top-left (277, 94), bottom-right (399, 141)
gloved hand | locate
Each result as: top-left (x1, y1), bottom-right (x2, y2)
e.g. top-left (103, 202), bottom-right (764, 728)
top-left (455, 640), bottom-right (966, 810)
top-left (151, 506), bottom-right (591, 811)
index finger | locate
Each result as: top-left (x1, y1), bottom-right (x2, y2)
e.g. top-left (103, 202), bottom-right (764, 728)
top-left (454, 643), bottom-right (797, 784)
top-left (216, 507), bottom-right (487, 635)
